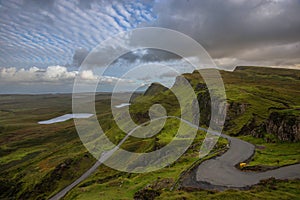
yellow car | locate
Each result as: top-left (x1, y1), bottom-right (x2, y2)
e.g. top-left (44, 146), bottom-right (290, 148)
top-left (239, 162), bottom-right (247, 168)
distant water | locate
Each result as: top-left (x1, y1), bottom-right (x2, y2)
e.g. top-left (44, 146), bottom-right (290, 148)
top-left (38, 113), bottom-right (93, 124)
top-left (115, 103), bottom-right (131, 108)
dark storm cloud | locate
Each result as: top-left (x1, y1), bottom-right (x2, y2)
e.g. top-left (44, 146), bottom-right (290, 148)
top-left (114, 49), bottom-right (180, 63)
top-left (78, 47), bottom-right (180, 68)
top-left (151, 0), bottom-right (300, 68)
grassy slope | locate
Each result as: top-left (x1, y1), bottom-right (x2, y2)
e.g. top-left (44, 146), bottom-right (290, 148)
top-left (222, 67), bottom-right (300, 167)
top-left (64, 125), bottom-right (228, 200)
top-left (240, 135), bottom-right (300, 167)
top-left (183, 67), bottom-right (300, 167)
top-left (65, 67), bottom-right (300, 199)
top-left (184, 67), bottom-right (300, 133)
top-left (0, 67), bottom-right (299, 199)
top-left (0, 94), bottom-right (113, 199)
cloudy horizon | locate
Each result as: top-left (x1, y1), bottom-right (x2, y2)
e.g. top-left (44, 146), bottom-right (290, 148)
top-left (1, 0), bottom-right (300, 94)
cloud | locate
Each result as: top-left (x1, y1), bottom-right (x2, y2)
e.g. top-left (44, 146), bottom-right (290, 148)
top-left (158, 70), bottom-right (178, 79)
top-left (0, 65), bottom-right (136, 84)
top-left (72, 48), bottom-right (89, 67)
top-left (79, 70), bottom-right (97, 80)
top-left (1, 0), bottom-right (300, 93)
top-left (0, 66), bottom-right (76, 83)
top-left (0, 0), bottom-right (155, 67)
top-left (150, 0), bottom-right (300, 68)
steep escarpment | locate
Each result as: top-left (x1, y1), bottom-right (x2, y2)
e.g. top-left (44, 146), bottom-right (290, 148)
top-left (139, 67), bottom-right (300, 143)
top-left (224, 102), bottom-right (249, 131)
top-left (140, 74), bottom-right (227, 128)
top-left (265, 112), bottom-right (300, 142)
top-left (238, 111), bottom-right (300, 142)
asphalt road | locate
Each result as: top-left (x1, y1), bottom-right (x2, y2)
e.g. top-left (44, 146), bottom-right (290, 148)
top-left (196, 134), bottom-right (300, 188)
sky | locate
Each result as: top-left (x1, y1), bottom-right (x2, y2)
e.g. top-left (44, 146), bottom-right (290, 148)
top-left (0, 0), bottom-right (300, 93)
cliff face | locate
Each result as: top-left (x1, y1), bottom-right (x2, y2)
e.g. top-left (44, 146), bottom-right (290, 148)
top-left (237, 112), bottom-right (300, 142)
top-left (197, 89), bottom-right (210, 127)
top-left (142, 70), bottom-right (300, 143)
top-left (265, 112), bottom-right (300, 142)
top-left (225, 102), bottom-right (249, 131)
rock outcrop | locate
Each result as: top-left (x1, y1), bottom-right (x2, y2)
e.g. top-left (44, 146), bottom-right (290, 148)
top-left (265, 112), bottom-right (300, 142)
top-left (225, 102), bottom-right (249, 131)
top-left (238, 112), bottom-right (300, 142)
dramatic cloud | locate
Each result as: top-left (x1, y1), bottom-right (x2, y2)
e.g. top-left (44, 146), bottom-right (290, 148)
top-left (1, 0), bottom-right (300, 93)
top-left (150, 0), bottom-right (300, 68)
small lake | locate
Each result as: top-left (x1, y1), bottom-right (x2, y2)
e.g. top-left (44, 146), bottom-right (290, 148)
top-left (115, 103), bottom-right (131, 108)
top-left (38, 113), bottom-right (93, 124)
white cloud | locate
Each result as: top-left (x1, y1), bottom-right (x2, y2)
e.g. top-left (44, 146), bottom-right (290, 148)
top-left (0, 66), bottom-right (77, 83)
top-left (80, 70), bottom-right (97, 80)
top-left (44, 66), bottom-right (77, 81)
top-left (0, 65), bottom-right (138, 87)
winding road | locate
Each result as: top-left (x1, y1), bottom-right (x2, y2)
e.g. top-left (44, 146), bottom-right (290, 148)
top-left (50, 117), bottom-right (300, 199)
top-left (196, 134), bottom-right (300, 189)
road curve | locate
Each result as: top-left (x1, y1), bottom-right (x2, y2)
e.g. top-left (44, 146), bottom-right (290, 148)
top-left (50, 117), bottom-right (300, 199)
top-left (196, 134), bottom-right (300, 188)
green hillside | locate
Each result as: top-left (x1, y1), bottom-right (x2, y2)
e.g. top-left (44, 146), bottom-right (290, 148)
top-left (0, 67), bottom-right (299, 199)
